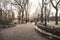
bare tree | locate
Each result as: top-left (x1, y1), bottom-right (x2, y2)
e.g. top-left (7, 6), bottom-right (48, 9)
top-left (46, 3), bottom-right (51, 22)
top-left (50, 0), bottom-right (60, 25)
top-left (25, 0), bottom-right (29, 23)
top-left (38, 0), bottom-right (44, 23)
top-left (14, 0), bottom-right (29, 23)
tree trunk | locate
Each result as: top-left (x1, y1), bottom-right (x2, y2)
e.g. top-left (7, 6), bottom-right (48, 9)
top-left (41, 0), bottom-right (44, 23)
top-left (26, 11), bottom-right (27, 23)
top-left (48, 15), bottom-right (49, 22)
top-left (26, 4), bottom-right (28, 23)
top-left (41, 7), bottom-right (43, 23)
top-left (55, 9), bottom-right (58, 25)
top-left (0, 9), bottom-right (2, 23)
top-left (18, 12), bottom-right (21, 22)
top-left (22, 11), bottom-right (24, 23)
top-left (45, 7), bottom-right (47, 26)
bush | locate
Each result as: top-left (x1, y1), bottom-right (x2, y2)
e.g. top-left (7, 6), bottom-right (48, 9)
top-left (37, 23), bottom-right (60, 36)
top-left (0, 19), bottom-right (13, 25)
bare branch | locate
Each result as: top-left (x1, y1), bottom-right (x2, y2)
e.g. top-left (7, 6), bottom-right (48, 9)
top-left (14, 0), bottom-right (21, 6)
top-left (56, 0), bottom-right (60, 7)
top-left (38, 0), bottom-right (41, 8)
top-left (50, 0), bottom-right (56, 9)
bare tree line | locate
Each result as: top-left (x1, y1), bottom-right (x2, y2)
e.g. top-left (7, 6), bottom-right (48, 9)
top-left (0, 0), bottom-right (60, 25)
top-left (37, 0), bottom-right (60, 25)
top-left (14, 0), bottom-right (29, 23)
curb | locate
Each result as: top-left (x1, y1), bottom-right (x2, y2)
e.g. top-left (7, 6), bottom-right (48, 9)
top-left (35, 26), bottom-right (60, 40)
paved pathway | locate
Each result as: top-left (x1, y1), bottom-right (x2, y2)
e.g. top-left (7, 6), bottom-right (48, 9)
top-left (0, 22), bottom-right (48, 40)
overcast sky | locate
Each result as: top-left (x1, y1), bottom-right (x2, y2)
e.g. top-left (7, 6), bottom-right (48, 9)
top-left (1, 0), bottom-right (60, 18)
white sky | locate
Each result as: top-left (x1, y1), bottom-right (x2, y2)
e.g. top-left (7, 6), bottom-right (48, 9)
top-left (29, 0), bottom-right (39, 17)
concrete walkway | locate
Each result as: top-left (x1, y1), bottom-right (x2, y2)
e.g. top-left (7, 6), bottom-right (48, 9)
top-left (0, 22), bottom-right (48, 40)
